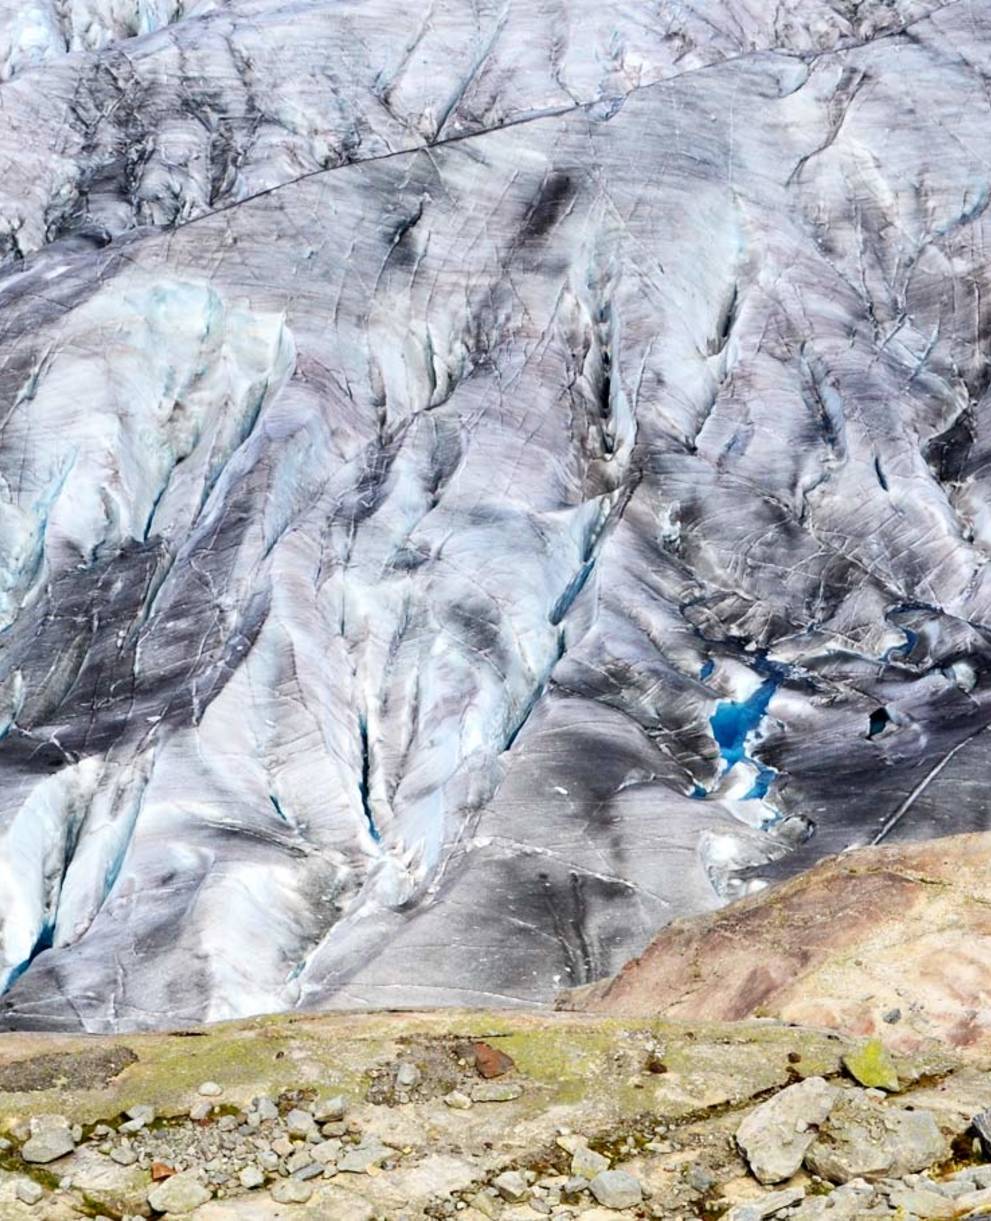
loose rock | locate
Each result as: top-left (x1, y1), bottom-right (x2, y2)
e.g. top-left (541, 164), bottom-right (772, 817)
top-left (271, 1178), bottom-right (314, 1203)
top-left (20, 1115), bottom-right (75, 1164)
top-left (15, 1180), bottom-right (44, 1206)
top-left (471, 1082), bottom-right (522, 1103)
top-left (736, 1077), bottom-right (838, 1184)
top-left (493, 1170), bottom-right (529, 1202)
top-left (727, 1186), bottom-right (804, 1221)
top-left (589, 1169), bottom-right (643, 1210)
top-left (842, 1038), bottom-right (900, 1092)
top-left (805, 1094), bottom-right (948, 1183)
top-left (473, 1043), bottom-right (515, 1079)
top-left (147, 1169), bottom-right (213, 1213)
top-left (571, 1146), bottom-right (610, 1179)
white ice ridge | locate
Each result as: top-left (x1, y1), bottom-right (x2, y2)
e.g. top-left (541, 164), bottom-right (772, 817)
top-left (1, 0), bottom-right (991, 1030)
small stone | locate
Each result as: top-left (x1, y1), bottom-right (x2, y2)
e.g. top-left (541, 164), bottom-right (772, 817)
top-left (321, 1121), bottom-right (347, 1137)
top-left (883, 1008), bottom-right (902, 1024)
top-left (337, 1141), bottom-right (389, 1173)
top-left (737, 1077), bottom-right (838, 1184)
top-left (271, 1178), bottom-right (314, 1204)
top-left (239, 1165), bottom-right (265, 1189)
top-left (471, 1082), bottom-right (523, 1103)
top-left (15, 1180), bottom-right (44, 1206)
top-left (842, 1038), bottom-right (900, 1092)
top-left (286, 1108), bottom-right (317, 1137)
top-left (396, 1062), bottom-right (421, 1089)
top-left (272, 1137), bottom-right (295, 1157)
top-left (198, 1081), bottom-right (223, 1097)
top-left (973, 1109), bottom-right (991, 1158)
top-left (469, 1192), bottom-right (500, 1219)
top-left (312, 1095), bottom-right (346, 1123)
top-left (258, 1150), bottom-right (280, 1171)
top-left (727, 1187), bottom-right (805, 1221)
top-left (255, 1097), bottom-right (280, 1122)
top-left (444, 1090), bottom-right (473, 1110)
top-left (563, 1176), bottom-right (590, 1198)
top-left (190, 1101), bottom-right (213, 1121)
top-left (791, 1180), bottom-right (876, 1221)
top-left (473, 1042), bottom-right (516, 1079)
top-left (122, 1104), bottom-right (155, 1132)
top-left (293, 1162), bottom-right (324, 1181)
top-left (953, 1187), bottom-right (991, 1214)
top-left (494, 1170), bottom-right (529, 1202)
top-left (886, 1185), bottom-right (957, 1218)
top-left (311, 1138), bottom-right (341, 1164)
top-left (21, 1116), bottom-right (75, 1164)
top-left (147, 1169), bottom-right (213, 1213)
top-left (287, 1149), bottom-right (314, 1173)
top-left (110, 1144), bottom-right (138, 1166)
top-left (571, 1147), bottom-right (610, 1179)
top-left (589, 1170), bottom-right (642, 1210)
top-left (151, 1162), bottom-right (175, 1181)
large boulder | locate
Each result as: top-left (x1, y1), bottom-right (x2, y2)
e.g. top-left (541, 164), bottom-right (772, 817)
top-left (736, 1077), bottom-right (838, 1184)
top-left (804, 1094), bottom-right (948, 1183)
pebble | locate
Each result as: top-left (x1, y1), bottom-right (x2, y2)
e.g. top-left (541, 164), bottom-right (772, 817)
top-left (255, 1096), bottom-right (280, 1122)
top-left (293, 1162), bottom-right (324, 1181)
top-left (396, 1062), bottom-right (421, 1088)
top-left (444, 1090), bottom-right (473, 1110)
top-left (471, 1082), bottom-right (523, 1103)
top-left (121, 1104), bottom-right (156, 1132)
top-left (110, 1144), bottom-right (138, 1166)
top-left (239, 1165), bottom-right (265, 1189)
top-left (198, 1082), bottom-right (223, 1097)
top-left (189, 1101), bottom-right (213, 1121)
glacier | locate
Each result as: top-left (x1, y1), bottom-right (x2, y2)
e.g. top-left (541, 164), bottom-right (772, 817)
top-left (0, 0), bottom-right (989, 1030)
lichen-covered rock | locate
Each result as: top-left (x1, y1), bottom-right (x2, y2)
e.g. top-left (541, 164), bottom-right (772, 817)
top-left (804, 1095), bottom-right (948, 1183)
top-left (736, 1077), bottom-right (838, 1183)
top-left (842, 1039), bottom-right (900, 1092)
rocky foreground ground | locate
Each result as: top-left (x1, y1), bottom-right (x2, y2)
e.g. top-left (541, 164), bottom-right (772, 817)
top-left (1, 1009), bottom-right (991, 1220)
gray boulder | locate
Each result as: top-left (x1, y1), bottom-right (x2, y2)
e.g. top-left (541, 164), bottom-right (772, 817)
top-left (20, 1115), bottom-right (75, 1164)
top-left (736, 1077), bottom-right (838, 1184)
top-left (589, 1169), bottom-right (643, 1209)
top-left (805, 1095), bottom-right (948, 1183)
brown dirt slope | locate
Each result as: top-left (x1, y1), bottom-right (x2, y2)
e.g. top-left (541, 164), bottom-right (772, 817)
top-left (559, 832), bottom-right (991, 1053)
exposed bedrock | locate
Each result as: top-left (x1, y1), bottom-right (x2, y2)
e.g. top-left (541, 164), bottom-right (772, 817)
top-left (0, 0), bottom-right (990, 1029)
